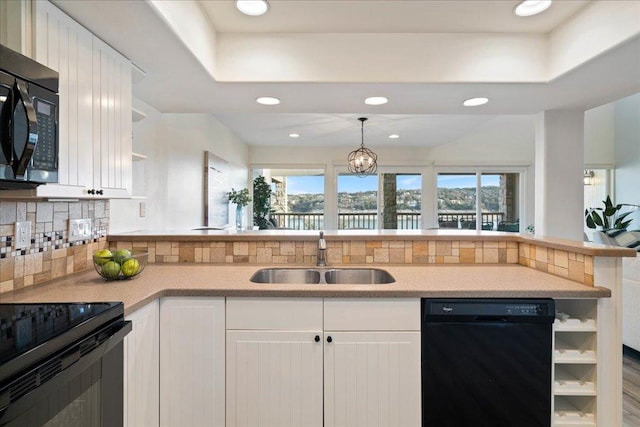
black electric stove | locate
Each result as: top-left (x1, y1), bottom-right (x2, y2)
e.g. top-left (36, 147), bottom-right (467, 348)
top-left (0, 302), bottom-right (130, 426)
top-left (0, 302), bottom-right (124, 382)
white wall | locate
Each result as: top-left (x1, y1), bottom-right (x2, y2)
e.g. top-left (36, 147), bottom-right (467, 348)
top-left (110, 99), bottom-right (249, 233)
top-left (614, 93), bottom-right (640, 231)
top-left (584, 103), bottom-right (615, 167)
top-left (614, 93), bottom-right (640, 352)
top-left (549, 0), bottom-right (640, 78)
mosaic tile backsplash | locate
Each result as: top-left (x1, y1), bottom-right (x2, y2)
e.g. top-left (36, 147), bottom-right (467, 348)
top-left (0, 200), bottom-right (109, 294)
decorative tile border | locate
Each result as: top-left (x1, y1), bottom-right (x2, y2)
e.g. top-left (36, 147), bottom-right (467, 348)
top-left (518, 243), bottom-right (594, 286)
top-left (0, 200), bottom-right (109, 294)
top-left (109, 239), bottom-right (595, 286)
top-left (111, 239), bottom-right (521, 266)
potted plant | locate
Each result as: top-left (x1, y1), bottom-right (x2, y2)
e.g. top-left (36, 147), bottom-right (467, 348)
top-left (253, 175), bottom-right (273, 229)
top-left (228, 188), bottom-right (251, 230)
top-left (584, 196), bottom-right (639, 231)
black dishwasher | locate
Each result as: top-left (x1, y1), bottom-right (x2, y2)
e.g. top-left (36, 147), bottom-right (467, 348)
top-left (421, 298), bottom-right (555, 427)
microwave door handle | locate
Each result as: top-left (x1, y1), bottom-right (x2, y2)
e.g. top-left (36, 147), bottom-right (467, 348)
top-left (11, 79), bottom-right (38, 178)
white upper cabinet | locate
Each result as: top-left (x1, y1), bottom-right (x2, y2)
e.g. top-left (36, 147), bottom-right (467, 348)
top-left (31, 1), bottom-right (132, 198)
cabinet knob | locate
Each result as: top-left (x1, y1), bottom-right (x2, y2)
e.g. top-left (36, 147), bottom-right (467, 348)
top-left (327, 336), bottom-right (333, 343)
top-left (96, 189), bottom-right (104, 195)
top-left (314, 335), bottom-right (320, 342)
top-left (87, 189), bottom-right (95, 195)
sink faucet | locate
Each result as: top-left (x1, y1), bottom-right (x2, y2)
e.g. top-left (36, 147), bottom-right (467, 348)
top-left (317, 231), bottom-right (327, 267)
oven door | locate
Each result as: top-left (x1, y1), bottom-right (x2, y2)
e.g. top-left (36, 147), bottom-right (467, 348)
top-left (0, 320), bottom-right (131, 427)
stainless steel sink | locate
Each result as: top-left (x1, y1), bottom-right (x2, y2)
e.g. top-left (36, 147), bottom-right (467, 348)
top-left (250, 267), bottom-right (395, 284)
top-left (250, 268), bottom-right (321, 284)
top-left (324, 268), bottom-right (395, 284)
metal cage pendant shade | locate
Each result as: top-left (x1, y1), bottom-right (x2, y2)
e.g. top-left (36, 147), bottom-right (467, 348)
top-left (347, 117), bottom-right (378, 177)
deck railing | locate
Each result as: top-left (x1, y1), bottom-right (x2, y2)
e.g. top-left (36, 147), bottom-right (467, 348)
top-left (270, 211), bottom-right (511, 231)
top-left (437, 212), bottom-right (506, 230)
top-left (271, 212), bottom-right (422, 230)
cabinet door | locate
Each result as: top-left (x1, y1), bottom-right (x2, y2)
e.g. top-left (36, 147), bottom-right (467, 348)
top-left (92, 37), bottom-right (132, 198)
top-left (124, 300), bottom-right (160, 427)
top-left (32, 0), bottom-right (94, 198)
top-left (324, 331), bottom-right (421, 427)
top-left (226, 330), bottom-right (323, 427)
top-left (160, 297), bottom-right (225, 427)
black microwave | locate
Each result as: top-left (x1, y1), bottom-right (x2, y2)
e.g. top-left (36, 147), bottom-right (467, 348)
top-left (0, 44), bottom-right (59, 190)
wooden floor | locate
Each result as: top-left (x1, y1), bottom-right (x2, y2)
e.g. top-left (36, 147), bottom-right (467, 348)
top-left (624, 347), bottom-right (640, 427)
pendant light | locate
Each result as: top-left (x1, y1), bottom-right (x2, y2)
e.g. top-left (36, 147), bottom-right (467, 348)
top-left (347, 117), bottom-right (378, 177)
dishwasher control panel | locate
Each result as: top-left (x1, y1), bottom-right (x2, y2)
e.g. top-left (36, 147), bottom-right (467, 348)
top-left (422, 298), bottom-right (555, 321)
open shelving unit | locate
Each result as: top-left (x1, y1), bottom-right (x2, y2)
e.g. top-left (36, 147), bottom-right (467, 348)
top-left (553, 299), bottom-right (598, 427)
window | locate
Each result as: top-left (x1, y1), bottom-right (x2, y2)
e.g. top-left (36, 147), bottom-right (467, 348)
top-left (437, 172), bottom-right (521, 232)
top-left (437, 174), bottom-right (477, 229)
top-left (252, 168), bottom-right (325, 230)
top-left (337, 172), bottom-right (422, 230)
top-left (337, 174), bottom-right (378, 229)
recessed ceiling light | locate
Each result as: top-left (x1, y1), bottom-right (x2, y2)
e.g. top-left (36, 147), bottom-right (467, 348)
top-left (256, 96), bottom-right (280, 105)
top-left (364, 97), bottom-right (388, 105)
top-left (236, 0), bottom-right (269, 16)
top-left (289, 133), bottom-right (299, 138)
top-left (514, 1), bottom-right (552, 17)
top-left (463, 97), bottom-right (489, 107)
top-left (389, 134), bottom-right (400, 139)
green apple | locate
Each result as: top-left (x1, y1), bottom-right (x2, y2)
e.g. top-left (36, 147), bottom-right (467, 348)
top-left (113, 249), bottom-right (132, 264)
top-left (121, 258), bottom-right (140, 277)
top-left (101, 261), bottom-right (121, 279)
top-left (94, 249), bottom-right (112, 266)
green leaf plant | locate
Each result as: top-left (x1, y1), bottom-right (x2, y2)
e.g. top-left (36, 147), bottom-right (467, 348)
top-left (253, 175), bottom-right (273, 229)
top-left (227, 188), bottom-right (251, 208)
top-left (584, 196), bottom-right (639, 230)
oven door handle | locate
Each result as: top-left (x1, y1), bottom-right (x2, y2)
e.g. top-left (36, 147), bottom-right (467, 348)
top-left (10, 79), bottom-right (38, 178)
top-left (103, 320), bottom-right (132, 354)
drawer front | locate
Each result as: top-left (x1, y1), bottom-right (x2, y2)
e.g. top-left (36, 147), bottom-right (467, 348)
top-left (226, 297), bottom-right (323, 330)
top-left (324, 298), bottom-right (420, 331)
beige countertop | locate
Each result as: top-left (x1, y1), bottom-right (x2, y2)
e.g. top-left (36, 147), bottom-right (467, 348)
top-left (0, 264), bottom-right (610, 316)
top-left (108, 229), bottom-right (637, 258)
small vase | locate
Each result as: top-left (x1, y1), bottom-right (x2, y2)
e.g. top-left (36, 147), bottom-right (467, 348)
top-left (235, 206), bottom-right (244, 230)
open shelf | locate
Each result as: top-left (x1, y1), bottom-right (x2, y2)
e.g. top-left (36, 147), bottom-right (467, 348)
top-left (554, 335), bottom-right (597, 364)
top-left (555, 300), bottom-right (597, 332)
top-left (554, 365), bottom-right (596, 396)
top-left (554, 396), bottom-right (596, 427)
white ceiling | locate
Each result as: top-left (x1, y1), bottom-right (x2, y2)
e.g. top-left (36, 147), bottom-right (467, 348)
top-left (52, 0), bottom-right (640, 149)
top-left (201, 0), bottom-right (590, 34)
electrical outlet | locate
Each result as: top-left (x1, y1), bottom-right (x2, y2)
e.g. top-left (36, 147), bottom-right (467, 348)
top-left (68, 218), bottom-right (92, 242)
top-left (14, 221), bottom-right (32, 250)
top-left (139, 202), bottom-right (146, 218)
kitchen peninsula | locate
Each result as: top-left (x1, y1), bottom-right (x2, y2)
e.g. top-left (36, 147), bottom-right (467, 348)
top-left (2, 229), bottom-right (634, 427)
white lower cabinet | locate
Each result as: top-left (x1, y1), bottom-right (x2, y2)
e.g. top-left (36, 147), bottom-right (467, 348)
top-left (160, 297), bottom-right (225, 427)
top-left (324, 331), bottom-right (421, 427)
top-left (226, 330), bottom-right (324, 427)
top-left (226, 297), bottom-right (421, 427)
top-left (124, 300), bottom-right (160, 427)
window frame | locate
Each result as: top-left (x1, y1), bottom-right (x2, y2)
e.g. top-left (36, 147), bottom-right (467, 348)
top-left (334, 166), bottom-right (424, 231)
top-left (433, 166), bottom-right (528, 231)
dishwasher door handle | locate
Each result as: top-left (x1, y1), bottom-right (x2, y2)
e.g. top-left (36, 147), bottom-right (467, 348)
top-left (473, 315), bottom-right (508, 322)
